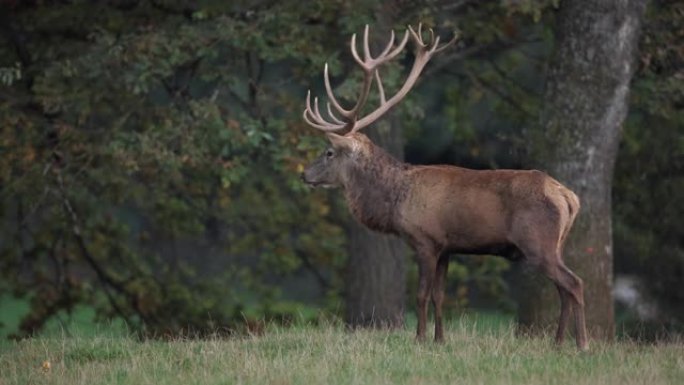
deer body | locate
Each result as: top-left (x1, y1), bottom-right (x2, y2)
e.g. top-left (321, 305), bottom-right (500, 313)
top-left (301, 24), bottom-right (589, 350)
top-left (339, 138), bottom-right (567, 253)
top-left (398, 166), bottom-right (577, 258)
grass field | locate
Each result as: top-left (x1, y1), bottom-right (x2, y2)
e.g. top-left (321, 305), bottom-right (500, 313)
top-left (1, 314), bottom-right (683, 385)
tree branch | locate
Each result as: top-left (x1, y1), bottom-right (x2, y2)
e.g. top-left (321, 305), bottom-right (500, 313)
top-left (0, 8), bottom-right (32, 68)
top-left (487, 59), bottom-right (538, 95)
top-left (423, 42), bottom-right (499, 79)
top-left (296, 251), bottom-right (331, 291)
top-left (55, 172), bottom-right (139, 326)
top-left (465, 69), bottom-right (533, 117)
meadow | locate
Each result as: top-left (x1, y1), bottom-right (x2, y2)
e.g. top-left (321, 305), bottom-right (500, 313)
top-left (1, 313), bottom-right (683, 385)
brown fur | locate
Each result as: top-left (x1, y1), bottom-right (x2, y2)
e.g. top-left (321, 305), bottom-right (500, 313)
top-left (303, 132), bottom-right (589, 350)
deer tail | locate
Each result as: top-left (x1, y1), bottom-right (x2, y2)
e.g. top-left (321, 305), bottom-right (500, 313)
top-left (558, 186), bottom-right (580, 251)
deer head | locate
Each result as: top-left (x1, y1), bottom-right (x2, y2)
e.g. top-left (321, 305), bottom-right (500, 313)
top-left (302, 132), bottom-right (371, 188)
top-left (301, 23), bottom-right (458, 188)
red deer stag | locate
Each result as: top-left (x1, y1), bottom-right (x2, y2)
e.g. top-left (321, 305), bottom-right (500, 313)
top-left (300, 24), bottom-right (588, 351)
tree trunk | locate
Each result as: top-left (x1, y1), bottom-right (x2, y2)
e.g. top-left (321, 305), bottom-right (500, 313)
top-left (516, 0), bottom-right (647, 340)
top-left (344, 3), bottom-right (409, 329)
top-left (345, 120), bottom-right (408, 328)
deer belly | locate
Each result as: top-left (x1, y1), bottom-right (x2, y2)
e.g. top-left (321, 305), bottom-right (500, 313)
top-left (440, 209), bottom-right (509, 252)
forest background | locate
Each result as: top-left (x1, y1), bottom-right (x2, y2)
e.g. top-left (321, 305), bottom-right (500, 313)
top-left (0, 0), bottom-right (681, 341)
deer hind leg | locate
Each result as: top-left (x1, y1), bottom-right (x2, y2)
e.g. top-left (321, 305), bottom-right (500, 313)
top-left (432, 254), bottom-right (449, 343)
top-left (513, 205), bottom-right (587, 350)
top-left (557, 264), bottom-right (588, 351)
top-left (554, 283), bottom-right (571, 345)
top-left (541, 260), bottom-right (588, 351)
top-left (515, 237), bottom-right (587, 350)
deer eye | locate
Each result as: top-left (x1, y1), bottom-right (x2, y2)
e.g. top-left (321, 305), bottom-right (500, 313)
top-left (325, 149), bottom-right (334, 158)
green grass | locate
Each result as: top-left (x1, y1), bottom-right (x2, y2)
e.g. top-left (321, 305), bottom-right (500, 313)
top-left (0, 295), bottom-right (127, 340)
top-left (0, 295), bottom-right (30, 338)
top-left (1, 314), bottom-right (683, 385)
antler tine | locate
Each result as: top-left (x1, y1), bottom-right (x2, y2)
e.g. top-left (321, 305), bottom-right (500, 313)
top-left (408, 24), bottom-right (426, 48)
top-left (426, 27), bottom-right (447, 53)
top-left (304, 89), bottom-right (315, 122)
top-left (409, 24), bottom-right (459, 54)
top-left (313, 96), bottom-right (324, 121)
top-left (374, 70), bottom-right (386, 104)
top-left (324, 63), bottom-right (354, 118)
top-left (350, 33), bottom-right (365, 69)
top-left (303, 91), bottom-right (321, 127)
top-left (378, 30), bottom-right (396, 58)
top-left (434, 31), bottom-right (461, 53)
top-left (326, 102), bottom-right (346, 125)
top-left (303, 110), bottom-right (345, 131)
top-left (363, 24), bottom-right (371, 61)
top-left (382, 30), bottom-right (410, 62)
top-left (430, 35), bottom-right (442, 52)
top-left (302, 106), bottom-right (324, 131)
top-left (303, 90), bottom-right (346, 132)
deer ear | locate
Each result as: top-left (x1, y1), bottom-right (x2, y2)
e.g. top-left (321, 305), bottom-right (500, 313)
top-left (326, 133), bottom-right (357, 151)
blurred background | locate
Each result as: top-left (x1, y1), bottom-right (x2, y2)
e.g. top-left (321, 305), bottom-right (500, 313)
top-left (0, 0), bottom-right (681, 340)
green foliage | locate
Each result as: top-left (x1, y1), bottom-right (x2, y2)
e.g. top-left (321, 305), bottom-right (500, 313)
top-left (0, 1), bottom-right (354, 337)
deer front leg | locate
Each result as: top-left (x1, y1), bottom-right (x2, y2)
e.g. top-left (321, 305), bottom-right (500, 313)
top-left (415, 255), bottom-right (437, 342)
top-left (432, 254), bottom-right (449, 343)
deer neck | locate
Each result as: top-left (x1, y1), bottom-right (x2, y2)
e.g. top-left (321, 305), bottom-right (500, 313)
top-left (342, 146), bottom-right (410, 234)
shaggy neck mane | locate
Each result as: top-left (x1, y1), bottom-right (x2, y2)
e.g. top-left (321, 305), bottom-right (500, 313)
top-left (342, 145), bottom-right (410, 234)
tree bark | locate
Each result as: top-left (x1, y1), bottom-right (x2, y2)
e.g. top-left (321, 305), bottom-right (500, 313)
top-left (516, 0), bottom-right (647, 340)
top-left (345, 120), bottom-right (408, 328)
top-left (344, 3), bottom-right (409, 329)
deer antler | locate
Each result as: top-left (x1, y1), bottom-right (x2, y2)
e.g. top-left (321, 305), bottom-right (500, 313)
top-left (303, 23), bottom-right (459, 134)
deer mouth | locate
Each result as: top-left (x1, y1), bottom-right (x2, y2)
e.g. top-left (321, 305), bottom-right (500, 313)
top-left (301, 173), bottom-right (335, 189)
top-left (305, 181), bottom-right (335, 189)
